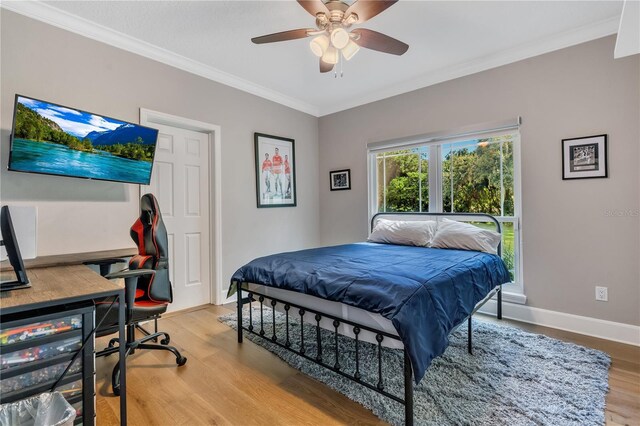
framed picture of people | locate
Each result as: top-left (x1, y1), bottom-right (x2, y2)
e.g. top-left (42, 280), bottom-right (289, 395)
top-left (254, 133), bottom-right (297, 208)
top-left (562, 134), bottom-right (608, 180)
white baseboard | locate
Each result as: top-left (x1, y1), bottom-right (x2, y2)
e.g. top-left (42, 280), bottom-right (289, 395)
top-left (479, 300), bottom-right (640, 347)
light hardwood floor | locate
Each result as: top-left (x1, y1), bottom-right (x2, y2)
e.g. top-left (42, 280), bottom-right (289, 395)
top-left (96, 305), bottom-right (639, 426)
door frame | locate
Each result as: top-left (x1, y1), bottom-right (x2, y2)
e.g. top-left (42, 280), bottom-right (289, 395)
top-left (140, 108), bottom-right (223, 305)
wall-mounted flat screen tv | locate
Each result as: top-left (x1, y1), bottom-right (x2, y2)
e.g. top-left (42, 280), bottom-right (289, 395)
top-left (8, 94), bottom-right (159, 185)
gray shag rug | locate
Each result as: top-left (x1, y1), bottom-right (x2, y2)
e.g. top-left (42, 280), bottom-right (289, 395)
top-left (219, 307), bottom-right (610, 426)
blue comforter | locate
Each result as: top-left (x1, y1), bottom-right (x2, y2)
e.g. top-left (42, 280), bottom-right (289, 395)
top-left (230, 242), bottom-right (510, 383)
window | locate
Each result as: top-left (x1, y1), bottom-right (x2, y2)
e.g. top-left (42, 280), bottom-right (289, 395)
top-left (369, 127), bottom-right (521, 288)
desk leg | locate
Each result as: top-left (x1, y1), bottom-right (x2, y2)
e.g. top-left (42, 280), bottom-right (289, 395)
top-left (118, 291), bottom-right (127, 425)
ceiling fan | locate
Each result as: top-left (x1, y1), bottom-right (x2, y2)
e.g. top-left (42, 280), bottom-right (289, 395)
top-left (251, 0), bottom-right (409, 73)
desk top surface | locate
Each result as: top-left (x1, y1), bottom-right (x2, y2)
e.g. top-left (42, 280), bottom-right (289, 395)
top-left (0, 264), bottom-right (123, 315)
top-left (0, 248), bottom-right (137, 272)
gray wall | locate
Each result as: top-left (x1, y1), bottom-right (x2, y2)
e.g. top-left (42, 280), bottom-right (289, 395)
top-left (0, 11), bottom-right (320, 297)
top-left (319, 36), bottom-right (640, 326)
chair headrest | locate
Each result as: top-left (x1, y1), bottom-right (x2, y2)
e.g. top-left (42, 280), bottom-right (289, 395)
top-left (131, 193), bottom-right (168, 258)
top-left (140, 193), bottom-right (160, 225)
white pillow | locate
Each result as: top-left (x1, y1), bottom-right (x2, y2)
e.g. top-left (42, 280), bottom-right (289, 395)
top-left (430, 218), bottom-right (501, 254)
top-left (368, 218), bottom-right (437, 247)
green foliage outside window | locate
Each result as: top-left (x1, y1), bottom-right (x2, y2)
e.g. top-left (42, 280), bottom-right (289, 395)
top-left (378, 150), bottom-right (428, 213)
top-left (442, 139), bottom-right (514, 216)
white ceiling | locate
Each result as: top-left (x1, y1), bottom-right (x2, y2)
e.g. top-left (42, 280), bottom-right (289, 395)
top-left (11, 1), bottom-right (624, 116)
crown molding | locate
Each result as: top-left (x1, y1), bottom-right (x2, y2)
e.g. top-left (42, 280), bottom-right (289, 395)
top-left (2, 1), bottom-right (620, 118)
top-left (318, 15), bottom-right (621, 116)
top-left (0, 0), bottom-right (320, 117)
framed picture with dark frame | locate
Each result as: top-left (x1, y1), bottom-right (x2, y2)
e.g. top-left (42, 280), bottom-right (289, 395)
top-left (254, 132), bottom-right (296, 208)
top-left (562, 134), bottom-right (608, 180)
top-left (330, 169), bottom-right (351, 191)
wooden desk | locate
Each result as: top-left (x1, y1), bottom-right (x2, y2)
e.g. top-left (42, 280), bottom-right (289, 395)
top-left (0, 264), bottom-right (128, 425)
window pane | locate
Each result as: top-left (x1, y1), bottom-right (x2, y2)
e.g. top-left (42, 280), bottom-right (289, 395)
top-left (376, 155), bottom-right (385, 212)
top-left (442, 136), bottom-right (514, 216)
top-left (501, 221), bottom-right (516, 281)
top-left (502, 139), bottom-right (515, 216)
top-left (420, 151), bottom-right (429, 212)
top-left (442, 145), bottom-right (453, 212)
top-left (382, 150), bottom-right (420, 212)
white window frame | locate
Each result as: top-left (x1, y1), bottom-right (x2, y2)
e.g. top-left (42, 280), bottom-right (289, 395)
top-left (367, 118), bottom-right (525, 301)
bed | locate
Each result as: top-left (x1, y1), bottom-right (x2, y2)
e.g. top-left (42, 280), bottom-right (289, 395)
top-left (229, 213), bottom-right (511, 425)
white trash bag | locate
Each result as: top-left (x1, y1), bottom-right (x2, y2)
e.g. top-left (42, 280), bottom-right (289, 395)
top-left (0, 392), bottom-right (76, 426)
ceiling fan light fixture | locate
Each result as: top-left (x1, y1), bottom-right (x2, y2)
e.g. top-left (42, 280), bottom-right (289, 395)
top-left (341, 39), bottom-right (360, 61)
top-left (330, 28), bottom-right (350, 49)
top-left (321, 46), bottom-right (339, 65)
top-left (310, 34), bottom-right (330, 57)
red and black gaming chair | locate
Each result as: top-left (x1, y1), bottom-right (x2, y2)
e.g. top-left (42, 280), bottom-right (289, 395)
top-left (89, 193), bottom-right (186, 395)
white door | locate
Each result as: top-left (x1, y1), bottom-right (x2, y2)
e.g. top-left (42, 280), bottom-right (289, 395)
top-left (142, 124), bottom-right (210, 311)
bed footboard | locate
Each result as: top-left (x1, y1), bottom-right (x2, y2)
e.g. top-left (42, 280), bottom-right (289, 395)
top-left (235, 281), bottom-right (414, 425)
top-left (234, 269), bottom-right (502, 425)
top-left (235, 280), bottom-right (501, 425)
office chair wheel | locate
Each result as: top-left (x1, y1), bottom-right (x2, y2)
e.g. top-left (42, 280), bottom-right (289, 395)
top-left (112, 369), bottom-right (121, 396)
top-left (160, 336), bottom-right (170, 345)
top-left (176, 356), bottom-right (187, 366)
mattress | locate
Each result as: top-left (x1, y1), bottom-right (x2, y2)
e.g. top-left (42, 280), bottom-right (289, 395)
top-left (246, 283), bottom-right (403, 349)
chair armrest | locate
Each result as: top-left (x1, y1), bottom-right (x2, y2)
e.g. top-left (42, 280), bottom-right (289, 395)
top-left (105, 269), bottom-right (154, 280)
top-left (105, 269), bottom-right (155, 312)
top-left (84, 258), bottom-right (128, 277)
top-left (83, 257), bottom-right (128, 266)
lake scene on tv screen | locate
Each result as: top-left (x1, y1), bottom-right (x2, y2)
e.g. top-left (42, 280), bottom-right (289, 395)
top-left (10, 96), bottom-right (158, 184)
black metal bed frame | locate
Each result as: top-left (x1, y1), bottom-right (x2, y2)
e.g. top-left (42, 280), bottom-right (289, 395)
top-left (235, 212), bottom-right (505, 426)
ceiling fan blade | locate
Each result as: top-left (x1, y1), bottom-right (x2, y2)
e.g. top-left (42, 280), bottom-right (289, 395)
top-left (320, 59), bottom-right (334, 73)
top-left (297, 0), bottom-right (330, 17)
top-left (252, 29), bottom-right (314, 44)
top-left (344, 0), bottom-right (398, 23)
top-left (351, 28), bottom-right (408, 55)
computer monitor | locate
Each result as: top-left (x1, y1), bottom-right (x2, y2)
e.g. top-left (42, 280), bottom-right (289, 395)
top-left (1, 206), bottom-right (30, 291)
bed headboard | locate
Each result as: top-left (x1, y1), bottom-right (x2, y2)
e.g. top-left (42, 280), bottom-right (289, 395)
top-left (370, 212), bottom-right (502, 255)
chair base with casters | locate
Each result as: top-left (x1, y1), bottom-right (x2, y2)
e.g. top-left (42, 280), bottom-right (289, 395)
top-left (96, 317), bottom-right (187, 396)
top-left (87, 262), bottom-right (188, 396)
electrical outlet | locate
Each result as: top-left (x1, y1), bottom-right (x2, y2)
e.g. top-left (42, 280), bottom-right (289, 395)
top-left (595, 286), bottom-right (608, 302)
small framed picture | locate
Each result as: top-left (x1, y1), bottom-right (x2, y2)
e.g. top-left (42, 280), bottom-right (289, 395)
top-left (254, 133), bottom-right (296, 208)
top-left (562, 134), bottom-right (608, 180)
top-left (330, 169), bottom-right (351, 191)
